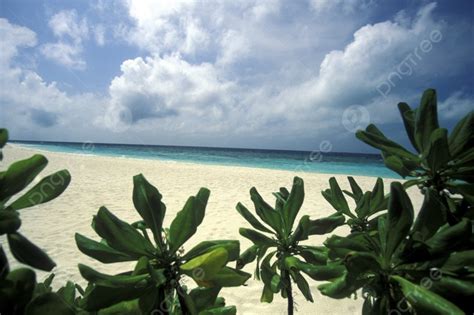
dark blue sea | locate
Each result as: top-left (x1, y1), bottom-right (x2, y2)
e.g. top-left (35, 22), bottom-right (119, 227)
top-left (12, 141), bottom-right (396, 178)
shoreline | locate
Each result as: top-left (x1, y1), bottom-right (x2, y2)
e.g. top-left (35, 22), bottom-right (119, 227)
top-left (7, 143), bottom-right (397, 179)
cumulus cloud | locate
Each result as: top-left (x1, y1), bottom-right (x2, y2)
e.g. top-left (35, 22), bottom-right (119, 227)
top-left (40, 10), bottom-right (89, 69)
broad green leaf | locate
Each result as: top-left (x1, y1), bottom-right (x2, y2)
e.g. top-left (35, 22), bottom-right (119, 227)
top-left (56, 281), bottom-right (76, 305)
top-left (0, 128), bottom-right (7, 148)
top-left (169, 188), bottom-right (209, 253)
top-left (385, 182), bottom-right (413, 258)
top-left (308, 213), bottom-right (345, 235)
top-left (75, 233), bottom-right (135, 263)
top-left (8, 232), bottom-right (55, 271)
top-left (80, 285), bottom-right (149, 311)
top-left (2, 268), bottom-right (36, 314)
top-left (382, 154), bottom-right (411, 178)
top-left (298, 246), bottom-right (328, 265)
top-left (0, 209), bottom-right (21, 234)
top-left (260, 285), bottom-right (274, 303)
top-left (260, 252), bottom-right (276, 291)
top-left (347, 176), bottom-right (363, 201)
top-left (290, 270), bottom-right (313, 302)
top-left (282, 176), bottom-right (305, 233)
top-left (183, 240), bottom-right (240, 262)
top-left (345, 252), bottom-right (381, 274)
top-left (132, 174), bottom-right (166, 248)
top-left (328, 177), bottom-right (350, 215)
top-left (200, 306), bottom-right (237, 315)
top-left (324, 234), bottom-right (370, 260)
top-left (249, 187), bottom-right (282, 234)
top-left (236, 202), bottom-right (273, 234)
top-left (180, 247), bottom-right (228, 282)
top-left (431, 276), bottom-right (474, 297)
top-left (390, 275), bottom-right (463, 315)
top-left (0, 155), bottom-right (47, 202)
top-left (398, 102), bottom-right (420, 152)
top-left (369, 178), bottom-right (385, 215)
top-left (8, 170), bottom-right (71, 211)
top-left (318, 272), bottom-right (364, 299)
top-left (441, 250), bottom-right (474, 273)
top-left (448, 111), bottom-right (473, 157)
top-left (239, 228), bottom-right (275, 247)
top-left (93, 206), bottom-right (155, 257)
top-left (201, 267), bottom-right (251, 287)
top-left (356, 126), bottom-right (419, 161)
top-left (25, 292), bottom-right (75, 315)
top-left (78, 264), bottom-right (152, 288)
top-left (415, 88), bottom-right (439, 151)
top-left (289, 258), bottom-right (345, 281)
top-left (188, 287), bottom-right (221, 312)
top-left (411, 189), bottom-right (446, 241)
top-left (425, 219), bottom-right (471, 256)
top-left (425, 128), bottom-right (451, 172)
top-left (236, 245), bottom-right (259, 269)
top-left (290, 215), bottom-right (310, 242)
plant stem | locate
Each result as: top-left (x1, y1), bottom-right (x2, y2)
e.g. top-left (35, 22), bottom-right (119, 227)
top-left (286, 273), bottom-right (294, 315)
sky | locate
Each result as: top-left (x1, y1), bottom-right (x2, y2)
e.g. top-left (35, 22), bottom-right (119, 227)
top-left (0, 0), bottom-right (473, 153)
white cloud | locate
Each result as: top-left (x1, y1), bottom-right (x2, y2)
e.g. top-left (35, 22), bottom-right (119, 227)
top-left (439, 91), bottom-right (474, 120)
top-left (93, 24), bottom-right (106, 46)
top-left (40, 10), bottom-right (89, 69)
top-left (0, 18), bottom-right (37, 66)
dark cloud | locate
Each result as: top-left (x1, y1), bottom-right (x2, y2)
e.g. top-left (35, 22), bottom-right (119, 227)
top-left (29, 109), bottom-right (58, 127)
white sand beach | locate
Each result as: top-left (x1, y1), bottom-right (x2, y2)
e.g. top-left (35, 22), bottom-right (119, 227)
top-left (1, 145), bottom-right (423, 314)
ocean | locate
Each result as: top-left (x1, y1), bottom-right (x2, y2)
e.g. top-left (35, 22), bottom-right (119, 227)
top-left (12, 141), bottom-right (397, 178)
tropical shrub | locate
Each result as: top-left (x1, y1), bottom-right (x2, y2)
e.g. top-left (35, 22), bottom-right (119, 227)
top-left (315, 89), bottom-right (473, 314)
top-left (235, 177), bottom-right (344, 314)
top-left (76, 174), bottom-right (250, 314)
top-left (0, 128), bottom-right (72, 314)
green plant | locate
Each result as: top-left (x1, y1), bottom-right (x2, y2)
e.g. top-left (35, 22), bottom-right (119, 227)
top-left (356, 88), bottom-right (473, 222)
top-left (235, 177), bottom-right (344, 315)
top-left (321, 176), bottom-right (388, 232)
top-left (76, 174), bottom-right (250, 314)
top-left (0, 128), bottom-right (72, 314)
top-left (314, 89), bottom-right (473, 314)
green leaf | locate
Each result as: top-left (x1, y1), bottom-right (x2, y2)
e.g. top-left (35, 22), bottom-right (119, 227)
top-left (307, 213), bottom-right (345, 235)
top-left (93, 206), bottom-right (155, 258)
top-left (345, 252), bottom-right (381, 274)
top-left (282, 177), bottom-right (305, 233)
top-left (249, 187), bottom-right (282, 234)
top-left (239, 228), bottom-right (275, 247)
top-left (56, 281), bottom-right (76, 305)
top-left (202, 267), bottom-right (251, 287)
top-left (183, 240), bottom-right (240, 262)
top-left (298, 246), bottom-right (328, 265)
top-left (441, 250), bottom-right (474, 273)
top-left (8, 232), bottom-right (55, 271)
top-left (80, 285), bottom-right (148, 311)
top-left (169, 188), bottom-right (210, 253)
top-left (318, 272), bottom-right (364, 299)
top-left (398, 102), bottom-right (420, 152)
top-left (431, 276), bottom-right (474, 297)
top-left (293, 260), bottom-right (345, 281)
top-left (390, 275), bottom-right (463, 315)
top-left (188, 287), bottom-right (221, 312)
top-left (0, 128), bottom-right (8, 148)
top-left (425, 219), bottom-right (471, 256)
top-left (2, 268), bottom-right (36, 314)
top-left (411, 189), bottom-right (446, 241)
top-left (78, 264), bottom-right (153, 288)
top-left (132, 174), bottom-right (166, 248)
top-left (25, 292), bottom-right (75, 315)
top-left (347, 176), bottom-right (363, 201)
top-left (236, 202), bottom-right (273, 234)
top-left (414, 88), bottom-right (439, 151)
top-left (75, 233), bottom-right (135, 263)
top-left (356, 126), bottom-right (419, 161)
top-left (382, 153), bottom-right (411, 178)
top-left (180, 247), bottom-right (229, 282)
top-left (425, 128), bottom-right (451, 172)
top-left (328, 177), bottom-right (350, 215)
top-left (8, 170), bottom-right (71, 211)
top-left (385, 182), bottom-right (413, 258)
top-left (0, 155), bottom-right (48, 202)
top-left (236, 245), bottom-right (259, 269)
top-left (448, 111), bottom-right (473, 157)
top-left (260, 285), bottom-right (274, 303)
top-left (0, 209), bottom-right (21, 234)
top-left (290, 215), bottom-right (310, 242)
top-left (369, 178), bottom-right (386, 215)
top-left (290, 270), bottom-right (313, 302)
top-left (200, 306), bottom-right (237, 315)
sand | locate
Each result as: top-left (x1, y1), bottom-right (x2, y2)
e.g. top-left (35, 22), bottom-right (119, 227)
top-left (1, 144), bottom-right (423, 314)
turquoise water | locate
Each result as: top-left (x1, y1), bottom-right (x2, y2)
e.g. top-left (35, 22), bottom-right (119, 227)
top-left (13, 141), bottom-right (397, 178)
